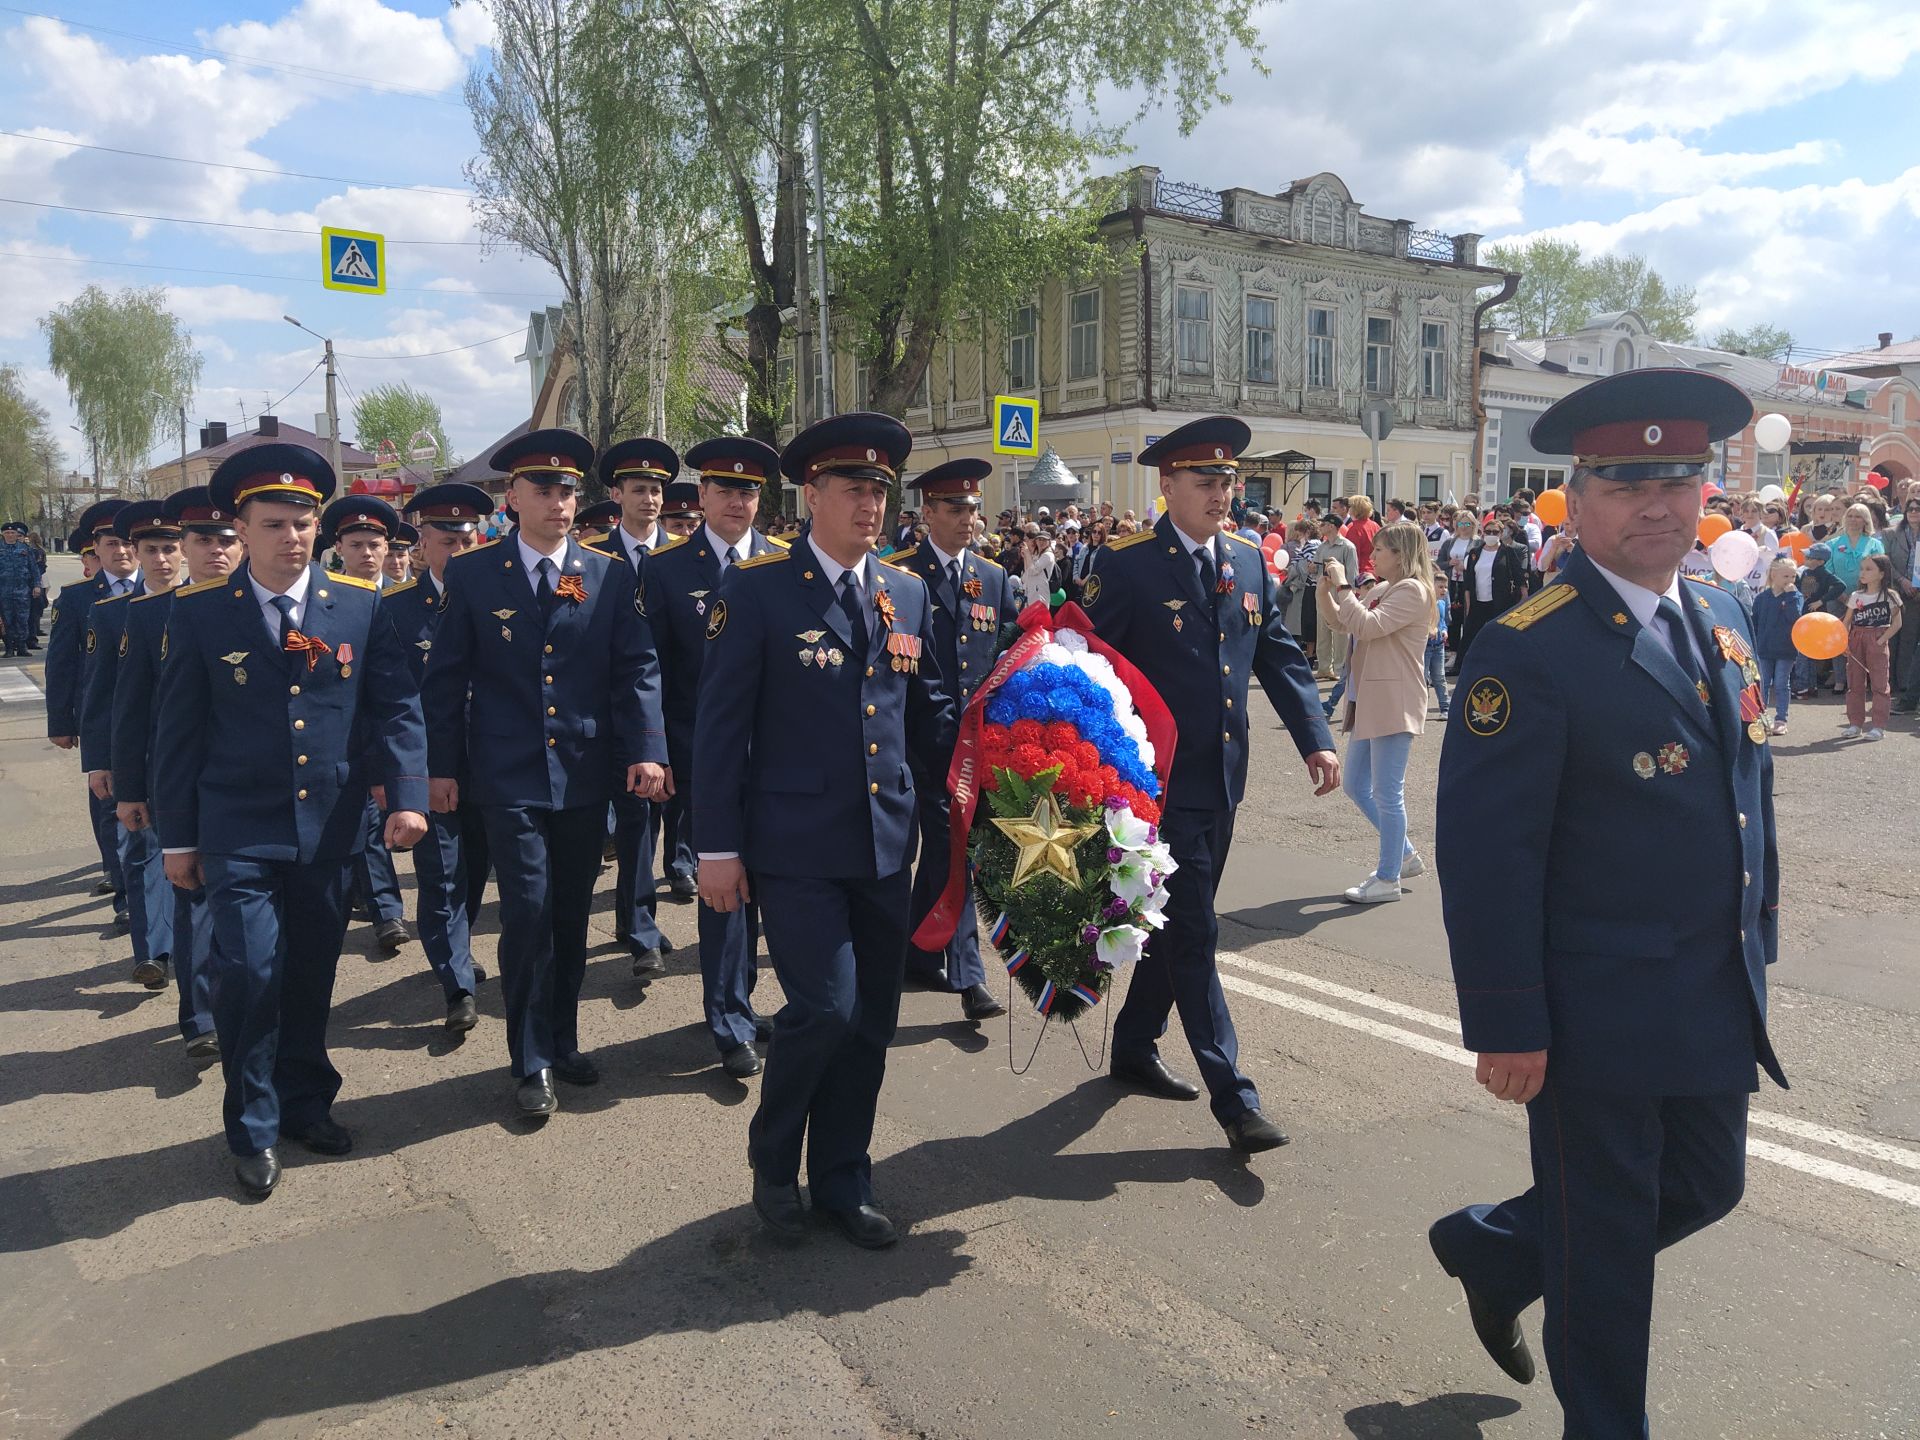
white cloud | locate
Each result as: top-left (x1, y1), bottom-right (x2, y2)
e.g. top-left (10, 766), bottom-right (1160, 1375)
top-left (162, 284), bottom-right (291, 328)
top-left (206, 0), bottom-right (473, 99)
top-left (1526, 133), bottom-right (1837, 197)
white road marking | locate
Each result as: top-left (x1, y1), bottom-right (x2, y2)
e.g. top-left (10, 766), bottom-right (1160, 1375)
top-left (1216, 953), bottom-right (1920, 1215)
top-left (0, 668), bottom-right (42, 703)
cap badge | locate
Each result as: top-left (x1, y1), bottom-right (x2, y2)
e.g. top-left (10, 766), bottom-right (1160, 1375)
top-left (733, 462), bottom-right (744, 473)
top-left (866, 448), bottom-right (877, 461)
top-left (1213, 447), bottom-right (1224, 459)
top-left (280, 472), bottom-right (293, 483)
top-left (1643, 425), bottom-right (1663, 446)
top-left (451, 506), bottom-right (463, 516)
top-left (549, 455), bottom-right (562, 466)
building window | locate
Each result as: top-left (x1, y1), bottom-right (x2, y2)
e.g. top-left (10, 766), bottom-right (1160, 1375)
top-left (1245, 295), bottom-right (1277, 385)
top-left (854, 358), bottom-right (871, 409)
top-left (1418, 470), bottom-right (1443, 503)
top-left (1613, 338), bottom-right (1633, 373)
top-left (909, 362), bottom-right (931, 411)
top-left (1507, 463), bottom-right (1568, 496)
top-left (776, 348), bottom-right (795, 424)
top-left (1306, 306), bottom-right (1336, 389)
top-left (1308, 468), bottom-right (1334, 507)
top-left (1420, 321), bottom-right (1448, 400)
top-left (1008, 304), bottom-right (1036, 391)
top-left (1176, 286), bottom-right (1212, 378)
top-left (1893, 393), bottom-right (1907, 428)
top-left (1756, 450), bottom-right (1786, 487)
top-left (1364, 315), bottom-right (1394, 394)
top-left (1068, 289), bottom-right (1101, 381)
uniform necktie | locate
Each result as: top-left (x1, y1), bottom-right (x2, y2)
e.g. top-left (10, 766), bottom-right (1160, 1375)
top-left (1656, 596), bottom-right (1709, 704)
top-left (270, 593), bottom-right (297, 649)
top-left (1194, 544), bottom-right (1217, 608)
top-left (839, 570), bottom-right (869, 654)
top-left (536, 556), bottom-right (556, 612)
top-left (944, 558), bottom-right (961, 611)
top-left (724, 545), bottom-right (740, 570)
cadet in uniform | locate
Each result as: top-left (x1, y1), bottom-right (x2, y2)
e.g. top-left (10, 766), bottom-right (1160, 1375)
top-left (1084, 417), bottom-right (1338, 1154)
top-left (652, 480), bottom-right (706, 891)
top-left (660, 482), bottom-right (703, 539)
top-left (82, 502), bottom-right (181, 989)
top-left (885, 458), bottom-right (1015, 1021)
top-left (642, 435), bottom-right (785, 1077)
top-left (421, 428), bottom-right (669, 1118)
top-left (575, 499), bottom-right (621, 546)
top-left (697, 413), bottom-right (956, 1249)
top-left (154, 444), bottom-right (429, 1197)
top-left (593, 437), bottom-right (681, 972)
top-left (111, 486), bottom-right (242, 1057)
top-left (0, 520), bottom-right (43, 656)
top-left (47, 501), bottom-right (136, 924)
top-left (390, 481), bottom-right (496, 1032)
top-left (1427, 371), bottom-right (1783, 1438)
top-left (322, 495), bottom-right (413, 955)
top-left (384, 524), bottom-right (416, 587)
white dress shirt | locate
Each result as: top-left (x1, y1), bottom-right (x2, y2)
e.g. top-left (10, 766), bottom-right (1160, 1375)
top-left (615, 522), bottom-right (660, 566)
top-left (926, 538), bottom-right (967, 604)
top-left (516, 534), bottom-right (569, 597)
top-left (249, 565), bottom-right (312, 645)
top-left (704, 524), bottom-right (749, 570)
top-left (1588, 557), bottom-right (1708, 672)
top-left (1169, 521), bottom-right (1217, 569)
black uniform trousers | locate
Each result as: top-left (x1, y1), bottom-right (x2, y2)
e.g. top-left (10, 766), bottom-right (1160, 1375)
top-left (412, 802), bottom-right (489, 1002)
top-left (202, 853), bottom-right (354, 1156)
top-left (174, 884), bottom-right (215, 1042)
top-left (905, 771), bottom-right (985, 991)
top-left (610, 791), bottom-right (667, 954)
top-left (1112, 804), bottom-right (1259, 1125)
top-left (751, 868), bottom-right (910, 1212)
top-left (481, 802), bottom-right (600, 1078)
top-left (351, 795), bottom-right (405, 925)
top-left (1430, 1081), bottom-right (1749, 1440)
top-left (89, 787), bottom-right (125, 903)
top-left (658, 785), bottom-right (695, 887)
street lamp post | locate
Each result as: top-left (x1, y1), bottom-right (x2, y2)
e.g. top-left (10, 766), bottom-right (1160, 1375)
top-left (148, 391), bottom-right (189, 495)
top-left (283, 315), bottom-right (341, 477)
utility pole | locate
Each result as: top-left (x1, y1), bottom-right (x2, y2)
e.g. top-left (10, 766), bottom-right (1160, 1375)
top-left (322, 337), bottom-right (341, 476)
top-left (177, 403), bottom-right (189, 493)
top-left (792, 139), bottom-right (812, 427)
top-left (91, 435), bottom-right (101, 504)
top-left (810, 109), bottom-right (834, 418)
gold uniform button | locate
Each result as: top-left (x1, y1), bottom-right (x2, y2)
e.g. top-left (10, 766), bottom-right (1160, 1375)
top-left (868, 782), bottom-right (879, 794)
top-left (547, 737), bottom-right (556, 747)
top-left (543, 644), bottom-right (553, 654)
top-left (1743, 870), bottom-right (1751, 886)
top-left (1739, 929), bottom-right (1746, 943)
top-left (865, 704), bottom-right (876, 716)
top-left (868, 743), bottom-right (879, 755)
top-left (296, 788), bottom-right (308, 800)
top-left (547, 706), bottom-right (557, 716)
top-left (1225, 698), bottom-right (1234, 708)
top-left (960, 660), bottom-right (969, 671)
top-left (1219, 632), bottom-right (1226, 643)
top-left (297, 755), bottom-right (308, 766)
top-left (1224, 731), bottom-right (1232, 743)
top-left (1222, 665), bottom-right (1231, 675)
top-left (288, 684), bottom-right (301, 695)
top-left (293, 719), bottom-right (305, 731)
top-left (1738, 812), bottom-right (1748, 829)
top-left (866, 666), bottom-right (875, 677)
top-left (959, 634), bottom-right (968, 644)
top-left (544, 674), bottom-right (554, 684)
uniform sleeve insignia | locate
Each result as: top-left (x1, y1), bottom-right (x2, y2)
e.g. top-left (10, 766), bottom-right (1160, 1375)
top-left (706, 598), bottom-right (727, 640)
top-left (84, 628), bottom-right (96, 654)
top-left (1081, 573), bottom-right (1101, 606)
top-left (117, 631), bottom-right (128, 657)
top-left (1464, 679), bottom-right (1511, 736)
top-left (1496, 583), bottom-right (1578, 631)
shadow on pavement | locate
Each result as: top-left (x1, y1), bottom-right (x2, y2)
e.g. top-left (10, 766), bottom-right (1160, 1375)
top-left (1343, 1392), bottom-right (1523, 1438)
top-left (1224, 894), bottom-right (1379, 939)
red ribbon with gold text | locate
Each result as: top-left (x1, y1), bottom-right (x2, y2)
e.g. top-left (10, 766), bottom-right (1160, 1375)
top-left (910, 601), bottom-right (1177, 951)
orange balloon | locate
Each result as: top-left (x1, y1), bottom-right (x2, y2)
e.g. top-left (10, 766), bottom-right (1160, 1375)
top-left (1697, 513), bottom-right (1733, 545)
top-left (1792, 612), bottom-right (1848, 661)
top-left (1781, 529), bottom-right (1811, 557)
top-left (1533, 487), bottom-right (1568, 527)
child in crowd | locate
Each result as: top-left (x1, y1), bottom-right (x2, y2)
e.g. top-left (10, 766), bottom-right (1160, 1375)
top-left (1793, 543), bottom-right (1849, 697)
top-left (1751, 556), bottom-right (1803, 735)
top-left (1841, 553), bottom-right (1903, 740)
top-left (1426, 587), bottom-right (1450, 717)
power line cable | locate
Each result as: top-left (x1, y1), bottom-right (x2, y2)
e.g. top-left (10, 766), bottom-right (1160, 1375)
top-left (0, 196), bottom-right (486, 244)
top-left (336, 330), bottom-right (521, 360)
top-left (0, 246), bottom-right (557, 301)
top-left (0, 130), bottom-right (472, 196)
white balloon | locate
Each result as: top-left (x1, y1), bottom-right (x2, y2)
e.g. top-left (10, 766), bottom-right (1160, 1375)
top-left (1709, 529), bottom-right (1760, 581)
top-left (1268, 546), bottom-right (1290, 573)
top-left (1754, 412), bottom-right (1792, 454)
top-left (1756, 484), bottom-right (1786, 503)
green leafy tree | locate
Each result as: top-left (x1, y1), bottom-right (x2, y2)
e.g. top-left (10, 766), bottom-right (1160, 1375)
top-left (41, 285), bottom-right (201, 495)
top-left (1483, 239), bottom-right (1696, 342)
top-left (353, 382), bottom-right (452, 470)
top-left (1586, 252), bottom-right (1695, 342)
top-left (1708, 323), bottom-right (1795, 360)
top-left (0, 365), bottom-right (59, 525)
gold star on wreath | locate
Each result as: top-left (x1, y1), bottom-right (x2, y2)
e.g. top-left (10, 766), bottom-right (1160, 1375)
top-left (991, 791), bottom-right (1102, 890)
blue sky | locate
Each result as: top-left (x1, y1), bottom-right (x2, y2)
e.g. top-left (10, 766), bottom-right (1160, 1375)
top-left (4, 0), bottom-right (1917, 471)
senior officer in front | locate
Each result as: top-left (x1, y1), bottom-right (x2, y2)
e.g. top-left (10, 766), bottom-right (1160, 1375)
top-left (886, 458), bottom-right (1016, 1022)
top-left (1084, 417), bottom-right (1338, 1155)
top-left (641, 435), bottom-right (784, 1078)
top-left (153, 444), bottom-right (429, 1198)
top-left (421, 428), bottom-right (670, 1120)
top-left (1426, 370), bottom-right (1785, 1439)
top-left (695, 413), bottom-right (956, 1249)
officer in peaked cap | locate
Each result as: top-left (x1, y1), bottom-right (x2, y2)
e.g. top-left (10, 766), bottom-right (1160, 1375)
top-left (387, 481), bottom-right (497, 1032)
top-left (697, 413), bottom-right (956, 1247)
top-left (320, 494), bottom-right (412, 955)
top-left (591, 436), bottom-right (681, 977)
top-left (1426, 369), bottom-right (1780, 1437)
top-left (154, 441), bottom-right (428, 1198)
top-left (641, 435), bottom-right (785, 1076)
top-left (47, 497), bottom-right (138, 923)
top-left (575, 499), bottom-right (621, 545)
top-left (660, 481), bottom-right (703, 537)
top-left (1083, 415), bottom-right (1337, 1156)
top-left (422, 427), bottom-right (669, 1119)
top-left (887, 457), bottom-right (1016, 1021)
top-left (386, 521), bottom-right (418, 587)
top-left (0, 519), bottom-right (42, 657)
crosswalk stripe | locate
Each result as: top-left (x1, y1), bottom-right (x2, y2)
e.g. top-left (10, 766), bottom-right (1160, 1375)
top-left (0, 668), bottom-right (43, 703)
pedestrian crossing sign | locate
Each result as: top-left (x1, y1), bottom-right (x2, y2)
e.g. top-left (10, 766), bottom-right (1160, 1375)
top-left (322, 227), bottom-right (385, 295)
top-left (992, 395), bottom-right (1039, 457)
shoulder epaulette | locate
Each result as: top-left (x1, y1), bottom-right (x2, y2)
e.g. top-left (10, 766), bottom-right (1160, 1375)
top-left (736, 549), bottom-right (790, 571)
top-left (130, 588), bottom-right (169, 604)
top-left (583, 541), bottom-right (619, 559)
top-left (94, 592), bottom-right (129, 606)
top-left (649, 535), bottom-right (689, 557)
top-left (1497, 583), bottom-right (1579, 631)
top-left (173, 577), bottom-right (226, 598)
top-left (468, 537), bottom-right (502, 552)
top-left (1682, 574), bottom-right (1723, 589)
top-left (970, 551), bottom-right (1005, 572)
top-left (884, 546), bottom-right (919, 568)
top-left (767, 534), bottom-right (791, 548)
top-left (385, 577), bottom-right (420, 597)
top-left (330, 572), bottom-right (379, 591)
top-left (1107, 530), bottom-right (1157, 552)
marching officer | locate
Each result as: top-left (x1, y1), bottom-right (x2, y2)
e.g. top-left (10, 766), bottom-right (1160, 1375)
top-left (593, 436), bottom-right (681, 973)
top-left (652, 477), bottom-right (709, 892)
top-left (82, 501), bottom-right (182, 989)
top-left (109, 486), bottom-right (244, 1058)
top-left (575, 499), bottom-right (621, 546)
top-left (47, 500), bottom-right (136, 926)
top-left (1427, 371), bottom-right (1783, 1438)
top-left (696, 413), bottom-right (956, 1249)
top-left (154, 444), bottom-right (429, 1197)
top-left (421, 428), bottom-right (669, 1118)
top-left (642, 435), bottom-right (785, 1077)
top-left (660, 482), bottom-right (704, 539)
top-left (0, 520), bottom-right (43, 657)
top-left (1084, 417), bottom-right (1338, 1154)
top-left (390, 481), bottom-right (496, 1032)
top-left (885, 458), bottom-right (1016, 1021)
top-left (384, 522), bottom-right (416, 587)
top-left (321, 495), bottom-right (413, 956)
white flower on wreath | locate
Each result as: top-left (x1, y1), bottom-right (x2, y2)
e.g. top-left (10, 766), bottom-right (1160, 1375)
top-left (1096, 924), bottom-right (1148, 970)
top-left (1106, 808), bottom-right (1153, 851)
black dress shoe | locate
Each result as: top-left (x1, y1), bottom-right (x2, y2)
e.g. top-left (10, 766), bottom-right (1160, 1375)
top-left (446, 993), bottom-right (478, 1032)
top-left (112, 907), bottom-right (131, 933)
top-left (375, 918), bottom-right (411, 954)
top-left (669, 875), bottom-right (698, 901)
top-left (131, 956), bottom-right (167, 989)
top-left (1224, 1110), bottom-right (1290, 1153)
top-left (630, 947), bottom-right (666, 979)
top-left (1110, 1053), bottom-right (1201, 1101)
top-left (92, 878), bottom-right (116, 897)
top-left (1430, 1226), bottom-right (1535, 1385)
top-left (908, 967), bottom-right (950, 991)
top-left (961, 983), bottom-right (1007, 1021)
top-left (185, 1032), bottom-right (220, 1059)
top-left (516, 1069), bottom-right (558, 1116)
top-left (285, 1116), bottom-right (353, 1156)
top-left (752, 1172), bottom-right (809, 1242)
top-left (553, 1050), bottom-right (599, 1086)
top-left (752, 1013), bottom-right (775, 1044)
top-left (822, 1203), bottom-right (899, 1249)
top-left (721, 1042), bottom-right (763, 1078)
top-left (473, 963), bottom-right (489, 984)
top-left (234, 1147), bottom-right (281, 1197)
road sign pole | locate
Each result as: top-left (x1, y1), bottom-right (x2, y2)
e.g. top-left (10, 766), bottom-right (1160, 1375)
top-left (1369, 417), bottom-right (1381, 506)
top-left (323, 338), bottom-right (341, 476)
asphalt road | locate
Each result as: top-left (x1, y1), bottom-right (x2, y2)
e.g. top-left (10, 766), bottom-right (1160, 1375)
top-left (1, 565), bottom-right (1916, 1440)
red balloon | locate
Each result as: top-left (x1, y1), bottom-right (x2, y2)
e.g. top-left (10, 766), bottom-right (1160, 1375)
top-left (1865, 470), bottom-right (1888, 490)
top-left (1261, 532), bottom-right (1286, 554)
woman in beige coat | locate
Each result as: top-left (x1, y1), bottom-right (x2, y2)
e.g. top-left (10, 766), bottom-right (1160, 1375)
top-left (1318, 522), bottom-right (1436, 904)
